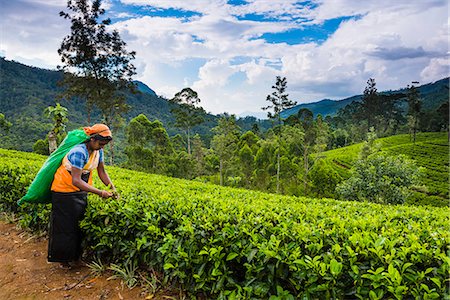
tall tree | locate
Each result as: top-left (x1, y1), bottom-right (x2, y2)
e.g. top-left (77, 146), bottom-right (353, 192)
top-left (58, 0), bottom-right (136, 163)
top-left (125, 114), bottom-right (173, 173)
top-left (44, 103), bottom-right (69, 154)
top-left (211, 115), bottom-right (240, 186)
top-left (407, 83), bottom-right (422, 144)
top-left (170, 88), bottom-right (205, 155)
top-left (262, 76), bottom-right (297, 193)
top-left (361, 78), bottom-right (379, 132)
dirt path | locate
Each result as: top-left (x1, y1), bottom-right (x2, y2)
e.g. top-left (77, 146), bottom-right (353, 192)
top-left (0, 221), bottom-right (177, 300)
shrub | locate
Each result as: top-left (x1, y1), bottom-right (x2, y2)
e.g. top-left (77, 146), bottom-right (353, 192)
top-left (336, 154), bottom-right (422, 204)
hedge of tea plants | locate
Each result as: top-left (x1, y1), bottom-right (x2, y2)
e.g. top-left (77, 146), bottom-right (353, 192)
top-left (0, 148), bottom-right (449, 299)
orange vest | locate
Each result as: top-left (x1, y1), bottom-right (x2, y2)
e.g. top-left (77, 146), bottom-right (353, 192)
top-left (51, 149), bottom-right (100, 193)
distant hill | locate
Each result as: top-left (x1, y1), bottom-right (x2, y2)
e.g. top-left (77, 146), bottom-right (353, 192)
top-left (133, 80), bottom-right (157, 96)
top-left (0, 58), bottom-right (270, 152)
top-left (0, 57), bottom-right (215, 151)
top-left (281, 78), bottom-right (449, 118)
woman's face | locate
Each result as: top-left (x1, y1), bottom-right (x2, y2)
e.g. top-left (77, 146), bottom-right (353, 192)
top-left (89, 138), bottom-right (110, 150)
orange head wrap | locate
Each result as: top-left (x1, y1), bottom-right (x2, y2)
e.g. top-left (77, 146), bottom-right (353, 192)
top-left (83, 124), bottom-right (112, 138)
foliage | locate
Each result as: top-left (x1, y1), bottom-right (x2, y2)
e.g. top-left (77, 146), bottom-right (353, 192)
top-left (1, 148), bottom-right (449, 299)
top-left (58, 0), bottom-right (136, 129)
top-left (262, 76), bottom-right (297, 193)
top-left (309, 160), bottom-right (340, 198)
top-left (44, 103), bottom-right (69, 153)
top-left (32, 139), bottom-right (49, 156)
top-left (170, 87), bottom-right (205, 155)
top-left (1, 57), bottom-right (269, 156)
top-left (211, 115), bottom-right (241, 186)
top-left (407, 84), bottom-right (422, 143)
top-left (0, 113), bottom-right (12, 132)
top-left (108, 261), bottom-right (139, 289)
top-left (86, 257), bottom-right (108, 276)
top-left (336, 153), bottom-right (422, 205)
top-left (322, 132), bottom-right (449, 207)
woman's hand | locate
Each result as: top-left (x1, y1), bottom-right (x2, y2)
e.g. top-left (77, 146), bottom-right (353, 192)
top-left (100, 190), bottom-right (113, 198)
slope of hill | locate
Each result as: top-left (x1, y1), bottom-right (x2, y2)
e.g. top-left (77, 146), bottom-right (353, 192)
top-left (281, 77), bottom-right (449, 118)
top-left (0, 58), bottom-right (272, 152)
top-left (0, 58), bottom-right (213, 151)
top-left (321, 132), bottom-right (449, 207)
top-left (133, 80), bottom-right (157, 96)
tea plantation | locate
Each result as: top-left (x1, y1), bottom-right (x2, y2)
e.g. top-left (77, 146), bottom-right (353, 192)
top-left (321, 132), bottom-right (449, 207)
top-left (0, 148), bottom-right (449, 299)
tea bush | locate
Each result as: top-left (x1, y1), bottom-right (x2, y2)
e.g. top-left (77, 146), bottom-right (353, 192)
top-left (0, 148), bottom-right (449, 299)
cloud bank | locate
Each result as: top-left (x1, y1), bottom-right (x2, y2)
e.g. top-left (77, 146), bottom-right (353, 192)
top-left (1, 0), bottom-right (448, 115)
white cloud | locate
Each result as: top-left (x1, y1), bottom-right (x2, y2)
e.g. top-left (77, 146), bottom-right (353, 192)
top-left (1, 0), bottom-right (448, 115)
top-left (421, 58), bottom-right (449, 82)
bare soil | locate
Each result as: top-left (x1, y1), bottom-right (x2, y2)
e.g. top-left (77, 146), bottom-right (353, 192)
top-left (0, 221), bottom-right (179, 300)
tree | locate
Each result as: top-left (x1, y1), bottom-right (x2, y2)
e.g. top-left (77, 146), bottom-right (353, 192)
top-left (437, 102), bottom-right (449, 132)
top-left (280, 125), bottom-right (304, 194)
top-left (298, 112), bottom-right (329, 194)
top-left (170, 88), bottom-right (205, 155)
top-left (336, 130), bottom-right (422, 204)
top-left (377, 93), bottom-right (405, 135)
top-left (44, 103), bottom-right (68, 153)
top-left (336, 154), bottom-right (421, 204)
top-left (262, 76), bottom-right (297, 193)
top-left (0, 113), bottom-right (12, 132)
top-left (211, 115), bottom-right (240, 186)
top-left (238, 144), bottom-right (254, 187)
top-left (58, 0), bottom-right (136, 162)
top-left (360, 78), bottom-right (379, 132)
top-left (191, 134), bottom-right (207, 178)
top-left (407, 83), bottom-right (422, 144)
top-left (125, 114), bottom-right (173, 173)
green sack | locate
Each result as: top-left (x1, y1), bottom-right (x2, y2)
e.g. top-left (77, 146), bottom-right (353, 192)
top-left (18, 129), bottom-right (89, 205)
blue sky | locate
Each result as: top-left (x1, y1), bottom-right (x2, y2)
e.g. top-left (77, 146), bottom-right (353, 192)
top-left (1, 0), bottom-right (448, 117)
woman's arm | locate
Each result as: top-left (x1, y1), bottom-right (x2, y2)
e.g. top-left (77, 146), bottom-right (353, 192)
top-left (97, 162), bottom-right (115, 190)
top-left (72, 167), bottom-right (112, 198)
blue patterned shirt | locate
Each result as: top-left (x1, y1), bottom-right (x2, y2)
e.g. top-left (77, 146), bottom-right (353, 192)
top-left (67, 143), bottom-right (104, 169)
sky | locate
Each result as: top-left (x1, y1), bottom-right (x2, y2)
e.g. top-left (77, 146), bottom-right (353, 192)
top-left (1, 0), bottom-right (449, 117)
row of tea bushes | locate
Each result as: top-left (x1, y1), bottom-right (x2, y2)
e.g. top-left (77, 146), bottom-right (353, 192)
top-left (0, 149), bottom-right (449, 299)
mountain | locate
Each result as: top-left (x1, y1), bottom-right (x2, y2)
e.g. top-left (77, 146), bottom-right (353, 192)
top-left (281, 78), bottom-right (449, 118)
top-left (133, 80), bottom-right (157, 96)
top-left (0, 58), bottom-right (270, 152)
top-left (238, 111), bottom-right (268, 120)
top-left (0, 57), bottom-right (217, 151)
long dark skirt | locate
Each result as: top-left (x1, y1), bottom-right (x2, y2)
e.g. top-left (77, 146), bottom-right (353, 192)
top-left (48, 191), bottom-right (87, 263)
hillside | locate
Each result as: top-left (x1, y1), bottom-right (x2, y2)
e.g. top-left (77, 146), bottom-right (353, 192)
top-left (0, 148), bottom-right (449, 299)
top-left (0, 58), bottom-right (272, 152)
top-left (281, 77), bottom-right (449, 118)
top-left (321, 132), bottom-right (449, 207)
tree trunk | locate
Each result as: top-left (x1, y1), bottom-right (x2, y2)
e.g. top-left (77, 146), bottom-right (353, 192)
top-left (187, 127), bottom-right (191, 155)
top-left (219, 159), bottom-right (223, 186)
top-left (87, 101), bottom-right (92, 125)
top-left (304, 147), bottom-right (309, 194)
top-left (48, 130), bottom-right (57, 154)
top-left (276, 117), bottom-right (282, 194)
top-left (413, 117), bottom-right (418, 144)
top-left (109, 140), bottom-right (114, 165)
top-left (276, 151), bottom-right (280, 194)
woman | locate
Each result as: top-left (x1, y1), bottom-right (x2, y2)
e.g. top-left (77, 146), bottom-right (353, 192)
top-left (48, 124), bottom-right (115, 269)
